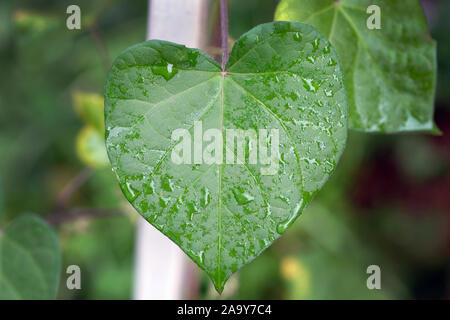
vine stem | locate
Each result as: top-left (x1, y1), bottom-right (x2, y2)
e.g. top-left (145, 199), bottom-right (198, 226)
top-left (220, 0), bottom-right (229, 71)
top-left (54, 168), bottom-right (94, 211)
top-left (47, 168), bottom-right (125, 225)
top-left (47, 208), bottom-right (123, 225)
top-left (90, 22), bottom-right (111, 74)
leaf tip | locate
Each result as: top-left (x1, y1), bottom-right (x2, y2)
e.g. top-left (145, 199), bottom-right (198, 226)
top-left (210, 272), bottom-right (228, 294)
top-left (212, 278), bottom-right (225, 294)
top-left (430, 122), bottom-right (443, 136)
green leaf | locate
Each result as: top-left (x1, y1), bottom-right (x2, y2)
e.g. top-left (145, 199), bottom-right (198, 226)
top-left (13, 10), bottom-right (59, 34)
top-left (0, 214), bottom-right (61, 299)
top-left (73, 91), bottom-right (109, 168)
top-left (275, 0), bottom-right (437, 133)
top-left (105, 21), bottom-right (347, 292)
top-left (76, 125), bottom-right (109, 168)
top-left (0, 175), bottom-right (3, 220)
top-left (73, 91), bottom-right (105, 133)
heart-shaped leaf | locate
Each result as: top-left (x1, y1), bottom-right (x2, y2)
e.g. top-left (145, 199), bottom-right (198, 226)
top-left (105, 21), bottom-right (347, 292)
top-left (276, 0), bottom-right (437, 133)
top-left (0, 215), bottom-right (61, 299)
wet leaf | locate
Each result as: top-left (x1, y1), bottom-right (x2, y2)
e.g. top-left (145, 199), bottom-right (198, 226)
top-left (275, 0), bottom-right (437, 133)
top-left (0, 215), bottom-right (61, 299)
top-left (105, 22), bottom-right (347, 292)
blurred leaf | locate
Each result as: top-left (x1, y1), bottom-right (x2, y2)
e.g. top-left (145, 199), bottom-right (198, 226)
top-left (280, 248), bottom-right (388, 299)
top-left (275, 0), bottom-right (437, 133)
top-left (0, 175), bottom-right (3, 218)
top-left (229, 0), bottom-right (280, 39)
top-left (236, 251), bottom-right (281, 299)
top-left (73, 91), bottom-right (105, 133)
top-left (86, 169), bottom-right (124, 209)
top-left (277, 202), bottom-right (408, 299)
top-left (395, 136), bottom-right (446, 181)
top-left (73, 91), bottom-right (109, 168)
top-left (280, 256), bottom-right (310, 299)
top-left (0, 2), bottom-right (12, 50)
top-left (105, 22), bottom-right (348, 292)
top-left (76, 126), bottom-right (109, 168)
top-left (60, 216), bottom-right (134, 299)
top-left (94, 263), bottom-right (132, 299)
top-left (13, 10), bottom-right (58, 34)
top-left (0, 214), bottom-right (61, 299)
top-left (380, 210), bottom-right (447, 263)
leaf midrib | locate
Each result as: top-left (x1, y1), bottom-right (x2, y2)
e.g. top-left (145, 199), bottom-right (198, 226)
top-left (3, 236), bottom-right (49, 294)
top-left (303, 2), bottom-right (387, 96)
top-left (321, 3), bottom-right (389, 127)
top-left (337, 5), bottom-right (387, 79)
top-left (227, 76), bottom-right (305, 194)
top-left (134, 79), bottom-right (223, 187)
top-left (217, 75), bottom-right (224, 288)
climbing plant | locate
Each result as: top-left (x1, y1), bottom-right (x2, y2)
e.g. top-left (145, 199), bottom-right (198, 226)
top-left (104, 0), bottom-right (437, 292)
top-left (0, 0), bottom-right (437, 297)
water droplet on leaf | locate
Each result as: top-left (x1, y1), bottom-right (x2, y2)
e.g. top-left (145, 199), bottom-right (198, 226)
top-left (276, 200), bottom-right (304, 234)
top-left (233, 189), bottom-right (255, 205)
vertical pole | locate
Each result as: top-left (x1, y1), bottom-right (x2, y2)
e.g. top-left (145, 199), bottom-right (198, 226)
top-left (133, 0), bottom-right (210, 300)
top-left (220, 0), bottom-right (229, 71)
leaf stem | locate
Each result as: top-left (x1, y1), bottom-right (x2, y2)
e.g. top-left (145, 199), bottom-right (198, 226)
top-left (55, 168), bottom-right (94, 211)
top-left (220, 0), bottom-right (229, 71)
top-left (90, 22), bottom-right (111, 74)
top-left (47, 208), bottom-right (123, 226)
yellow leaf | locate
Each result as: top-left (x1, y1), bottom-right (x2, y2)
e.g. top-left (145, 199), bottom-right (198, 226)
top-left (73, 91), bottom-right (105, 133)
top-left (76, 126), bottom-right (109, 168)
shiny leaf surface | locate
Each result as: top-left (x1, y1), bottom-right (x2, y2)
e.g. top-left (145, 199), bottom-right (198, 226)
top-left (105, 22), bottom-right (347, 292)
top-left (276, 0), bottom-right (437, 133)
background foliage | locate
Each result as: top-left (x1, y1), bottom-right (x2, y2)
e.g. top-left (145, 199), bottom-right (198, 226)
top-left (0, 0), bottom-right (449, 299)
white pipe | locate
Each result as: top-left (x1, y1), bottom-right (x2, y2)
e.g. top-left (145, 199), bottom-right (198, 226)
top-left (133, 0), bottom-right (209, 300)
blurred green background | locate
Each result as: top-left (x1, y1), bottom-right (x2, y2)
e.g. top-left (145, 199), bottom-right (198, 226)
top-left (0, 0), bottom-right (449, 299)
